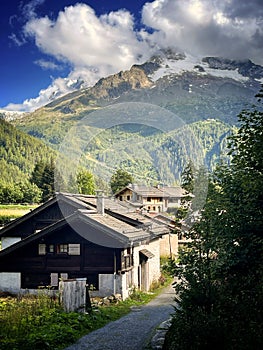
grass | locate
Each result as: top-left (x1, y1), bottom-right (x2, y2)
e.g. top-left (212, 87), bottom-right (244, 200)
top-left (0, 275), bottom-right (173, 350)
top-left (0, 204), bottom-right (38, 225)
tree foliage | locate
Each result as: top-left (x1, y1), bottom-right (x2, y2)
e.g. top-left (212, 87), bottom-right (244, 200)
top-left (181, 160), bottom-right (196, 193)
top-left (110, 169), bottom-right (133, 194)
top-left (30, 160), bottom-right (56, 202)
top-left (76, 168), bottom-right (95, 195)
top-left (0, 119), bottom-right (55, 204)
top-left (164, 88), bottom-right (263, 350)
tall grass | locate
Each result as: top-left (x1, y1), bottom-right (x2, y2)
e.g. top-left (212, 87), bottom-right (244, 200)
top-left (0, 287), bottom-right (162, 350)
top-left (0, 259), bottom-right (174, 349)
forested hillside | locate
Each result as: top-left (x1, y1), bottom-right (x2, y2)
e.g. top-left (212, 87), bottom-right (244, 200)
top-left (75, 119), bottom-right (234, 185)
top-left (0, 119), bottom-right (56, 203)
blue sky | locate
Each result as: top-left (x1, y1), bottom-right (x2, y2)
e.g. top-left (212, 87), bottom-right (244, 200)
top-left (1, 0), bottom-right (263, 112)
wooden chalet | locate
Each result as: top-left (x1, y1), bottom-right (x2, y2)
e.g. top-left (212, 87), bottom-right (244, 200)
top-left (114, 184), bottom-right (188, 214)
top-left (0, 193), bottom-right (171, 299)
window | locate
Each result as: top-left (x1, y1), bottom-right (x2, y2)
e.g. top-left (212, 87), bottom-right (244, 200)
top-left (57, 244), bottom-right (68, 254)
top-left (39, 243), bottom-right (80, 255)
top-left (119, 195), bottom-right (123, 201)
top-left (127, 195), bottom-right (130, 201)
top-left (121, 250), bottom-right (133, 270)
top-left (38, 244), bottom-right (46, 255)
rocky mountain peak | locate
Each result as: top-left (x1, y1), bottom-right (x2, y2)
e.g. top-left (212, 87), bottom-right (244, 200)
top-left (202, 57), bottom-right (263, 80)
top-left (90, 65), bottom-right (153, 99)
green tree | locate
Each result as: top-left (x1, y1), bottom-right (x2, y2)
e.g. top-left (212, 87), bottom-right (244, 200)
top-left (181, 160), bottom-right (196, 193)
top-left (30, 161), bottom-right (46, 189)
top-left (41, 160), bottom-right (55, 201)
top-left (30, 159), bottom-right (55, 202)
top-left (76, 168), bottom-right (95, 195)
top-left (164, 89), bottom-right (263, 350)
top-left (110, 169), bottom-right (133, 194)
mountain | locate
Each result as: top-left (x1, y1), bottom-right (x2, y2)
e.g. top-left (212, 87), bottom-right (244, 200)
top-left (10, 49), bottom-right (262, 185)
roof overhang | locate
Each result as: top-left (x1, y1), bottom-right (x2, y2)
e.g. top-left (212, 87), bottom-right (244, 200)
top-left (139, 249), bottom-right (154, 259)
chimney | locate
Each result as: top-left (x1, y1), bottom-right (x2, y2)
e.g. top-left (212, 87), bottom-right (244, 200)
top-left (96, 190), bottom-right (104, 215)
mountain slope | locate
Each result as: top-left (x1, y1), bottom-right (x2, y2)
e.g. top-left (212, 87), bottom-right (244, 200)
top-left (0, 119), bottom-right (55, 185)
top-left (71, 119), bottom-right (234, 185)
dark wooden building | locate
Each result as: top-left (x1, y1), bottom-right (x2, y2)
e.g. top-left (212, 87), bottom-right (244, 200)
top-left (0, 193), bottom-right (169, 298)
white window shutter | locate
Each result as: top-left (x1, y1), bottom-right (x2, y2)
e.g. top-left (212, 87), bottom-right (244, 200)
top-left (68, 243), bottom-right (80, 255)
top-left (38, 244), bottom-right (46, 255)
top-left (50, 273), bottom-right (59, 286)
top-left (60, 273), bottom-right (68, 281)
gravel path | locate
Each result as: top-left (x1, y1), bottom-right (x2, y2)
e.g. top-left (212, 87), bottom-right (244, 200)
top-left (64, 284), bottom-right (176, 350)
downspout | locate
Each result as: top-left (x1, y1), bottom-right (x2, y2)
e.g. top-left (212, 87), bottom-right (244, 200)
top-left (169, 231), bottom-right (172, 258)
top-left (113, 250), bottom-right (116, 295)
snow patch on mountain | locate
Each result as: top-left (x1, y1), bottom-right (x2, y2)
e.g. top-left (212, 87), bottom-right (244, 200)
top-left (149, 53), bottom-right (249, 82)
top-left (0, 109), bottom-right (26, 121)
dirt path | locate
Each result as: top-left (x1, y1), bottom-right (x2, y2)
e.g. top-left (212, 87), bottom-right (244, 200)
top-left (64, 284), bottom-right (176, 350)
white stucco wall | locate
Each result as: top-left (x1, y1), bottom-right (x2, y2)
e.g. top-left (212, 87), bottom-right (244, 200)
top-left (0, 237), bottom-right (22, 294)
top-left (133, 239), bottom-right (160, 291)
top-left (1, 236), bottom-right (21, 250)
top-left (160, 233), bottom-right (178, 257)
top-left (0, 272), bottom-right (21, 293)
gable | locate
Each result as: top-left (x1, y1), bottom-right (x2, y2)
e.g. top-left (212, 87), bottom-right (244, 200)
top-left (0, 194), bottom-right (89, 239)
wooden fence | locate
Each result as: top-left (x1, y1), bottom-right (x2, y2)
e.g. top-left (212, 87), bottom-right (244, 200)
top-left (59, 278), bottom-right (91, 313)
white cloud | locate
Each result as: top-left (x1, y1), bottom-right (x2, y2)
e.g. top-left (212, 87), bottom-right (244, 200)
top-left (8, 3), bottom-right (154, 112)
top-left (34, 59), bottom-right (63, 70)
top-left (4, 71), bottom-right (95, 112)
top-left (21, 0), bottom-right (46, 20)
top-left (24, 4), bottom-right (149, 73)
top-left (7, 0), bottom-right (263, 112)
top-left (142, 0), bottom-right (263, 64)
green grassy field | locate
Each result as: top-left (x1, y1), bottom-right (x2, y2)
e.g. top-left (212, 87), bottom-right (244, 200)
top-left (0, 204), bottom-right (38, 225)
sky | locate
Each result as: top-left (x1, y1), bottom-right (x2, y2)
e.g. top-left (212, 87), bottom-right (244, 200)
top-left (1, 0), bottom-right (263, 112)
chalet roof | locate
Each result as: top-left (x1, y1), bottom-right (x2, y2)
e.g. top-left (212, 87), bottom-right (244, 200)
top-left (0, 192), bottom-right (170, 251)
top-left (59, 193), bottom-right (170, 235)
top-left (0, 192), bottom-right (92, 238)
top-left (160, 186), bottom-right (188, 197)
top-left (69, 194), bottom-right (136, 212)
top-left (0, 208), bottom-right (157, 256)
top-left (115, 185), bottom-right (188, 198)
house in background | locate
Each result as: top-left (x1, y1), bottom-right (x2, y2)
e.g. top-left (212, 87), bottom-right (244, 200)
top-left (114, 184), bottom-right (188, 214)
top-left (0, 193), bottom-right (172, 299)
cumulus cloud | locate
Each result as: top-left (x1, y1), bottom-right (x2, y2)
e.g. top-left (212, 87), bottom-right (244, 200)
top-left (7, 0), bottom-right (263, 111)
top-left (4, 71), bottom-right (89, 112)
top-left (24, 4), bottom-right (150, 74)
top-left (142, 0), bottom-right (263, 64)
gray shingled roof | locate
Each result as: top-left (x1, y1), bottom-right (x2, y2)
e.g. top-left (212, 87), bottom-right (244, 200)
top-left (115, 185), bottom-right (188, 198)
